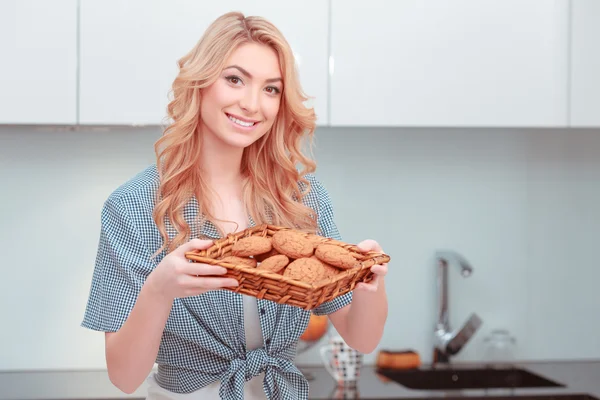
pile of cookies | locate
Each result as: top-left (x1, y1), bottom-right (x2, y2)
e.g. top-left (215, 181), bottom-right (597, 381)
top-left (219, 230), bottom-right (360, 284)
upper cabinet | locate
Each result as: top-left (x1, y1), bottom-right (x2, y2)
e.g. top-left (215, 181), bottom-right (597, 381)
top-left (570, 0), bottom-right (600, 127)
top-left (329, 0), bottom-right (570, 127)
top-left (79, 1), bottom-right (329, 126)
top-left (5, 0), bottom-right (600, 128)
top-left (0, 0), bottom-right (77, 124)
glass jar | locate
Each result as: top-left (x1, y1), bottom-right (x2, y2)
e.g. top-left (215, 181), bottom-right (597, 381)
top-left (481, 329), bottom-right (517, 368)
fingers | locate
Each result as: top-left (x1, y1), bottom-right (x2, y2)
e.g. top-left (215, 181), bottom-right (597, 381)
top-left (370, 263), bottom-right (388, 276)
top-left (357, 239), bottom-right (383, 253)
top-left (180, 262), bottom-right (228, 276)
top-left (176, 238), bottom-right (214, 255)
top-left (355, 263), bottom-right (387, 292)
top-left (355, 282), bottom-right (378, 292)
top-left (181, 275), bottom-right (239, 290)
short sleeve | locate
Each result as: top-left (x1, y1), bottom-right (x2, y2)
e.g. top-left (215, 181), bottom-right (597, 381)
top-left (81, 197), bottom-right (155, 332)
top-left (310, 179), bottom-right (353, 316)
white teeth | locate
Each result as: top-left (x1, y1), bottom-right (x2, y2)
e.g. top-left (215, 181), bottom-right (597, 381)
top-left (228, 115), bottom-right (255, 127)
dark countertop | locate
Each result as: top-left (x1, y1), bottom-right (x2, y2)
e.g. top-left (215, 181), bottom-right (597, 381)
top-left (0, 361), bottom-right (598, 399)
top-left (302, 360), bottom-right (600, 399)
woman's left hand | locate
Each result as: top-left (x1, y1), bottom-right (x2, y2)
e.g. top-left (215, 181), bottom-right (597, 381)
top-left (354, 239), bottom-right (388, 292)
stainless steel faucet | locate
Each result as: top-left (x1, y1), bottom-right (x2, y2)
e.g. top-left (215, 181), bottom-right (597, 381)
top-left (433, 250), bottom-right (483, 366)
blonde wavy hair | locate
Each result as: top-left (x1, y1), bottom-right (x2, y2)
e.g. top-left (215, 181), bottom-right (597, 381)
top-left (153, 11), bottom-right (318, 254)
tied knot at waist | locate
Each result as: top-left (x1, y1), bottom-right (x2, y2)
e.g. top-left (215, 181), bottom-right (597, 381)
top-left (231, 348), bottom-right (272, 380)
top-left (219, 348), bottom-right (307, 399)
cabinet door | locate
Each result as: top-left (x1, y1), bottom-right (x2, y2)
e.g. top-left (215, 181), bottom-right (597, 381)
top-left (79, 1), bottom-right (329, 126)
top-left (330, 0), bottom-right (569, 127)
top-left (0, 0), bottom-right (77, 124)
top-left (570, 0), bottom-right (600, 127)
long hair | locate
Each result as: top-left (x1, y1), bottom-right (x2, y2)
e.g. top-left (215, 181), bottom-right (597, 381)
top-left (153, 11), bottom-right (318, 254)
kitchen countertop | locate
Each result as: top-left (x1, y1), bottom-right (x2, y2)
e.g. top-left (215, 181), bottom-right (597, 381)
top-left (0, 360), bottom-right (598, 399)
top-left (305, 360), bottom-right (600, 399)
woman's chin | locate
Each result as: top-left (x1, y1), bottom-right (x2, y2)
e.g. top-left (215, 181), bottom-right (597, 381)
top-left (222, 131), bottom-right (266, 149)
top-left (220, 136), bottom-right (260, 150)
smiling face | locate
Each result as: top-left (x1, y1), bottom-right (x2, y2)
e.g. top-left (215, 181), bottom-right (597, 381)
top-left (198, 42), bottom-right (283, 151)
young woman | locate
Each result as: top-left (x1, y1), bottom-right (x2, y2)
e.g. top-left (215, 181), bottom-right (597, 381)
top-left (81, 11), bottom-right (388, 400)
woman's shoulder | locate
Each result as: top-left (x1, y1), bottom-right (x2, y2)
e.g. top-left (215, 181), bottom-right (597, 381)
top-left (299, 173), bottom-right (332, 202)
top-left (104, 164), bottom-right (160, 211)
top-left (299, 173), bottom-right (340, 239)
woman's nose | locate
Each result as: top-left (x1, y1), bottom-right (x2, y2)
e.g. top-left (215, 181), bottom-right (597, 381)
top-left (239, 88), bottom-right (259, 114)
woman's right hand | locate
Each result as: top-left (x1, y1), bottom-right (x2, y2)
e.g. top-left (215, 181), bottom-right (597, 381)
top-left (146, 238), bottom-right (239, 301)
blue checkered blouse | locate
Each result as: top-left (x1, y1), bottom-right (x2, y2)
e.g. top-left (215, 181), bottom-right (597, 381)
top-left (81, 164), bottom-right (353, 399)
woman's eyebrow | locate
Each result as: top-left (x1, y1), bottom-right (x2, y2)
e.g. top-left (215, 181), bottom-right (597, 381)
top-left (224, 65), bottom-right (282, 83)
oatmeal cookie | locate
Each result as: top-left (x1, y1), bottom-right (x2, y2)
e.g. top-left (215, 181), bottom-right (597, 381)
top-left (254, 248), bottom-right (280, 262)
top-left (272, 230), bottom-right (314, 259)
top-left (231, 236), bottom-right (272, 257)
top-left (310, 256), bottom-right (341, 279)
top-left (219, 255), bottom-right (258, 268)
top-left (307, 234), bottom-right (326, 249)
top-left (257, 254), bottom-right (289, 273)
top-left (314, 244), bottom-right (357, 270)
top-left (283, 257), bottom-right (327, 283)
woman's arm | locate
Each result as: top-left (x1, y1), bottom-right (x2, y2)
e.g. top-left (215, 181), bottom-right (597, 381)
top-left (104, 239), bottom-right (236, 394)
top-left (104, 279), bottom-right (173, 394)
top-left (328, 240), bottom-right (389, 354)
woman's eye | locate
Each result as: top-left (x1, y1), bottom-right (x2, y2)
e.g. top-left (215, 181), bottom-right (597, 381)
top-left (226, 76), bottom-right (242, 85)
top-left (265, 86), bottom-right (281, 94)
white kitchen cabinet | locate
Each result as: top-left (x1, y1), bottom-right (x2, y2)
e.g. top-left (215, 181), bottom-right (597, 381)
top-left (0, 0), bottom-right (77, 124)
top-left (330, 0), bottom-right (569, 127)
top-left (570, 0), bottom-right (600, 127)
top-left (79, 0), bottom-right (329, 126)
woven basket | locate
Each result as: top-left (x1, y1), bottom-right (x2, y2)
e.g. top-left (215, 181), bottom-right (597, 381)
top-left (184, 224), bottom-right (391, 310)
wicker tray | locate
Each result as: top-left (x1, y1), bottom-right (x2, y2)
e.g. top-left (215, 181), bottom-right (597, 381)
top-left (184, 224), bottom-right (391, 310)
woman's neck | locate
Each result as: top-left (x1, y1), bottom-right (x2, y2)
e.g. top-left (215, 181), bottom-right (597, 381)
top-left (198, 129), bottom-right (244, 188)
top-left (197, 128), bottom-right (249, 234)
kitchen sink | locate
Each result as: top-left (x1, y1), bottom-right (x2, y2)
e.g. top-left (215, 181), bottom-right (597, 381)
top-left (376, 366), bottom-right (564, 390)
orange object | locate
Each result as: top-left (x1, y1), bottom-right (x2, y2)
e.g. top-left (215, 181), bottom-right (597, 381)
top-left (376, 349), bottom-right (421, 370)
top-left (300, 314), bottom-right (329, 342)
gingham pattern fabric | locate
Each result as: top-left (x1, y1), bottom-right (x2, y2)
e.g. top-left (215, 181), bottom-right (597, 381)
top-left (81, 164), bottom-right (353, 399)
